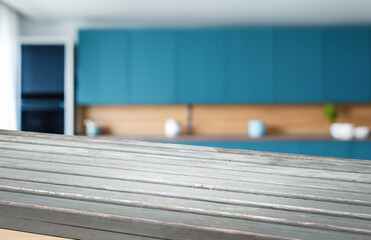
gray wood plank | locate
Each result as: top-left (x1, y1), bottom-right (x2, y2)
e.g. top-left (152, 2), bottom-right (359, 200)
top-left (1, 130), bottom-right (369, 171)
top-left (0, 130), bottom-right (370, 240)
top-left (1, 150), bottom-right (369, 197)
top-left (1, 196), bottom-right (370, 240)
top-left (1, 179), bottom-right (370, 229)
top-left (1, 168), bottom-right (370, 217)
top-left (1, 208), bottom-right (295, 240)
top-left (0, 140), bottom-right (369, 185)
top-left (1, 157), bottom-right (370, 208)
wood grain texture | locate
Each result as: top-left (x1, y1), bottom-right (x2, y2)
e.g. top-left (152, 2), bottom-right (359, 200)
top-left (77, 104), bottom-right (371, 135)
top-left (0, 130), bottom-right (370, 240)
top-left (77, 105), bottom-right (187, 134)
top-left (192, 104), bottom-right (371, 134)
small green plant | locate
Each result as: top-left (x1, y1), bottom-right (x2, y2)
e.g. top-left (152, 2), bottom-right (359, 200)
top-left (324, 104), bottom-right (338, 123)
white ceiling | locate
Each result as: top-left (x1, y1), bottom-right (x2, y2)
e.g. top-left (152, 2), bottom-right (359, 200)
top-left (3, 0), bottom-right (371, 26)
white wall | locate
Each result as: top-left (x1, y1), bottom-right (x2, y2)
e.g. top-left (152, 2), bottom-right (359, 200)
top-left (21, 20), bottom-right (79, 41)
top-left (20, 19), bottom-right (150, 42)
top-left (0, 3), bottom-right (20, 130)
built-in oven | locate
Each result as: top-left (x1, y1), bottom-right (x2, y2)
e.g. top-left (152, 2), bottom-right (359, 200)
top-left (21, 97), bottom-right (64, 134)
top-left (21, 44), bottom-right (65, 134)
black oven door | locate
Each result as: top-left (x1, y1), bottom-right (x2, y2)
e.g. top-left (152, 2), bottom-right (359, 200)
top-left (21, 99), bottom-right (64, 134)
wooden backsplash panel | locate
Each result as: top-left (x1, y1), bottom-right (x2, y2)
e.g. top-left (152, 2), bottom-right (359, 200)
top-left (337, 104), bottom-right (371, 125)
top-left (192, 104), bottom-right (371, 134)
top-left (77, 105), bottom-right (187, 134)
top-left (193, 105), bottom-right (326, 134)
top-left (77, 104), bottom-right (371, 135)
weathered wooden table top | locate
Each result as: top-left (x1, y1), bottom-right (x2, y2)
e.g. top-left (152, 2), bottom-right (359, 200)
top-left (0, 130), bottom-right (370, 240)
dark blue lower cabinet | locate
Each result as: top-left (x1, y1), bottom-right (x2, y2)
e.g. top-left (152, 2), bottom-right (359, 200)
top-left (168, 141), bottom-right (371, 160)
top-left (296, 142), bottom-right (327, 157)
top-left (297, 141), bottom-right (352, 159)
top-left (349, 142), bottom-right (371, 160)
top-left (245, 142), bottom-right (298, 154)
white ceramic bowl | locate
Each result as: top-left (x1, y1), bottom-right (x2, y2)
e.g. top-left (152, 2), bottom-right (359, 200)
top-left (330, 123), bottom-right (354, 140)
top-left (354, 127), bottom-right (370, 139)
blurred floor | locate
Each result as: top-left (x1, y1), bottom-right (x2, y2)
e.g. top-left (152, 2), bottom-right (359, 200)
top-left (0, 229), bottom-right (68, 240)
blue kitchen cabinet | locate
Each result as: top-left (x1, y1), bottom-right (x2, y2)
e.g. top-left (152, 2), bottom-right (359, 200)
top-left (247, 142), bottom-right (299, 154)
top-left (77, 31), bottom-right (100, 104)
top-left (78, 30), bottom-right (130, 104)
top-left (77, 27), bottom-right (371, 104)
top-left (170, 141), bottom-right (371, 160)
top-left (297, 141), bottom-right (352, 159)
top-left (322, 142), bottom-right (352, 159)
top-left (323, 28), bottom-right (371, 102)
top-left (350, 142), bottom-right (371, 160)
top-left (99, 31), bottom-right (131, 104)
top-left (174, 141), bottom-right (298, 154)
top-left (226, 28), bottom-right (274, 103)
top-left (297, 142), bottom-right (327, 156)
top-left (273, 28), bottom-right (323, 103)
top-left (175, 142), bottom-right (245, 149)
top-left (177, 29), bottom-right (226, 103)
top-left (130, 30), bottom-right (176, 103)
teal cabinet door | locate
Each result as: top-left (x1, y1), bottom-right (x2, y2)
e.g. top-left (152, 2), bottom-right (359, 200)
top-left (323, 28), bottom-right (371, 102)
top-left (350, 142), bottom-right (371, 160)
top-left (297, 142), bottom-right (327, 157)
top-left (130, 30), bottom-right (176, 103)
top-left (99, 31), bottom-right (131, 104)
top-left (297, 142), bottom-right (352, 159)
top-left (226, 28), bottom-right (273, 103)
top-left (251, 142), bottom-right (298, 154)
top-left (172, 141), bottom-right (371, 160)
top-left (174, 141), bottom-right (298, 154)
top-left (273, 28), bottom-right (322, 103)
top-left (77, 31), bottom-right (100, 104)
top-left (77, 30), bottom-right (130, 104)
top-left (323, 142), bottom-right (351, 159)
top-left (177, 29), bottom-right (226, 103)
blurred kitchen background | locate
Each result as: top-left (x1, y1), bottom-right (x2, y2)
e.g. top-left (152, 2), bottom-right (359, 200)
top-left (1, 0), bottom-right (371, 159)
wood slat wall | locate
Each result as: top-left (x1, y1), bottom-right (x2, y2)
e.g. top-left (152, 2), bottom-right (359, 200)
top-left (0, 130), bottom-right (370, 239)
top-left (77, 104), bottom-right (371, 135)
top-left (193, 104), bottom-right (371, 134)
top-left (77, 105), bottom-right (187, 134)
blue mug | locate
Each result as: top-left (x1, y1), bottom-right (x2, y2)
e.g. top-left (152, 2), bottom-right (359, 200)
top-left (248, 120), bottom-right (265, 138)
